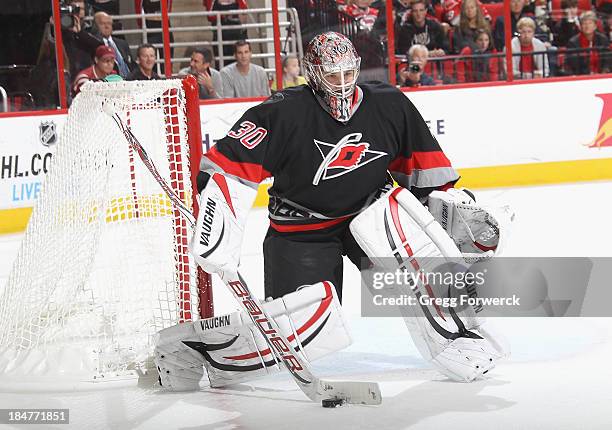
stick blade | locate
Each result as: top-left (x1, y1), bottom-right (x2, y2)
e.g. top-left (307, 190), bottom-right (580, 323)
top-left (317, 380), bottom-right (382, 406)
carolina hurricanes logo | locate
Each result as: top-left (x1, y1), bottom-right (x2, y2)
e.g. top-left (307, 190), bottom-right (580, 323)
top-left (312, 132), bottom-right (387, 185)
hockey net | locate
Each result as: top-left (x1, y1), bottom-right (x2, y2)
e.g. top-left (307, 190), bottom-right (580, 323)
top-left (0, 78), bottom-right (212, 389)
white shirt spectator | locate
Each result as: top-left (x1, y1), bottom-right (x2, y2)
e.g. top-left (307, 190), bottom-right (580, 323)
top-left (220, 62), bottom-right (271, 98)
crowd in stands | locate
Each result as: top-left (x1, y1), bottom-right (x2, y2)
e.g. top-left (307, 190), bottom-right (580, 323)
top-left (389, 0), bottom-right (610, 84)
top-left (298, 0), bottom-right (609, 86)
top-left (8, 0), bottom-right (612, 110)
top-left (29, 0), bottom-right (280, 105)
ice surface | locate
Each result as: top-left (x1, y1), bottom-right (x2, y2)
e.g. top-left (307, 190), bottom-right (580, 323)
top-left (1, 182), bottom-right (611, 429)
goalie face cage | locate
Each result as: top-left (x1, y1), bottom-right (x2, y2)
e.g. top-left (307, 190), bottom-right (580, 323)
top-left (0, 78), bottom-right (212, 390)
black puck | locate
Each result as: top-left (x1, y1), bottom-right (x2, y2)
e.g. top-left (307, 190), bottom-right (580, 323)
top-left (321, 398), bottom-right (344, 408)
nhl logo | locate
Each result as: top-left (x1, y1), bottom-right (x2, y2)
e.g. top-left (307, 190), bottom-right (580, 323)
top-left (39, 121), bottom-right (57, 147)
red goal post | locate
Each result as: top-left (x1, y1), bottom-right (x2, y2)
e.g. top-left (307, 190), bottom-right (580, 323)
top-left (183, 76), bottom-right (214, 320)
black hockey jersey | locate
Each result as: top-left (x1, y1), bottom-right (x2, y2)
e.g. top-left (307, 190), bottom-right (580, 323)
top-left (201, 82), bottom-right (459, 232)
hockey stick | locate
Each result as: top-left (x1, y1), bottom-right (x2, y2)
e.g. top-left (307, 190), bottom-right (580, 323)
top-left (105, 105), bottom-right (382, 406)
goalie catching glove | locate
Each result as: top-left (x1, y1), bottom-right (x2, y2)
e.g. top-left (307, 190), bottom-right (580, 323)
top-left (350, 187), bottom-right (509, 382)
top-left (427, 188), bottom-right (515, 263)
top-left (189, 173), bottom-right (257, 278)
top-left (154, 281), bottom-right (352, 390)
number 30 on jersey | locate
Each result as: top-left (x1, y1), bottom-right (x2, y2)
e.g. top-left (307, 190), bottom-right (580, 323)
top-left (228, 121), bottom-right (268, 149)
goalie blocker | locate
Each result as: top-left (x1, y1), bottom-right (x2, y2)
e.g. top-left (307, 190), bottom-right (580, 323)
top-left (189, 172), bottom-right (257, 278)
top-left (155, 281), bottom-right (352, 390)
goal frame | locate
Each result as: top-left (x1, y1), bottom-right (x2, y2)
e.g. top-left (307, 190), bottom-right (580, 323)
top-left (0, 76), bottom-right (213, 391)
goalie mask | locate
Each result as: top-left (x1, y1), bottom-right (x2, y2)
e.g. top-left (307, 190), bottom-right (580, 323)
top-left (303, 32), bottom-right (361, 123)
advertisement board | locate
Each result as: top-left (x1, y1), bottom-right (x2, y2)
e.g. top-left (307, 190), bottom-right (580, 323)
top-left (1, 78), bottom-right (610, 233)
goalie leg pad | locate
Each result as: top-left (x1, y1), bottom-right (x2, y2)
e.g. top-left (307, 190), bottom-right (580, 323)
top-left (154, 281), bottom-right (352, 390)
top-left (350, 187), bottom-right (506, 382)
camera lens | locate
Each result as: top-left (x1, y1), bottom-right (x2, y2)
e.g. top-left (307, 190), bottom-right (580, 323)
top-left (60, 13), bottom-right (74, 29)
top-left (409, 64), bottom-right (421, 73)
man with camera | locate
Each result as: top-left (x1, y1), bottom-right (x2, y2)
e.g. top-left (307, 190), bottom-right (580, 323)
top-left (399, 44), bottom-right (436, 87)
top-left (55, 0), bottom-right (103, 80)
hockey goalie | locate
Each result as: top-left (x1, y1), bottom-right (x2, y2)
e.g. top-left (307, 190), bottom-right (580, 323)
top-left (154, 31), bottom-right (513, 391)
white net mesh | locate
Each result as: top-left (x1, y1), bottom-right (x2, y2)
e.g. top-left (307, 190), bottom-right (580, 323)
top-left (0, 79), bottom-right (200, 387)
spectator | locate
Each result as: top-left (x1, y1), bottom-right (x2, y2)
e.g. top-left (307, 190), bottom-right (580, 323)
top-left (127, 44), bottom-right (161, 80)
top-left (345, 0), bottom-right (380, 32)
top-left (399, 44), bottom-right (436, 87)
top-left (444, 0), bottom-right (491, 27)
top-left (92, 12), bottom-right (134, 78)
top-left (57, 1), bottom-right (103, 80)
top-left (493, 0), bottom-right (537, 51)
top-left (551, 0), bottom-right (580, 46)
top-left (271, 55), bottom-right (307, 91)
top-left (205, 0), bottom-right (249, 66)
top-left (551, 0), bottom-right (581, 47)
top-left (71, 45), bottom-right (117, 96)
top-left (566, 11), bottom-right (611, 75)
top-left (30, 2), bottom-right (101, 108)
top-left (457, 28), bottom-right (500, 82)
top-left (452, 0), bottom-right (491, 53)
top-left (396, 0), bottom-right (449, 56)
top-left (505, 17), bottom-right (550, 79)
top-left (220, 41), bottom-right (271, 98)
top-left (140, 0), bottom-right (174, 75)
top-left (178, 48), bottom-right (223, 99)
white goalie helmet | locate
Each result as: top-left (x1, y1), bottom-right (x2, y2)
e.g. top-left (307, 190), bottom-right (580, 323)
top-left (303, 32), bottom-right (361, 122)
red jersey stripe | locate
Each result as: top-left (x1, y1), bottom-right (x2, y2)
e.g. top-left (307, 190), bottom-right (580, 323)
top-left (204, 147), bottom-right (272, 184)
top-left (270, 216), bottom-right (350, 232)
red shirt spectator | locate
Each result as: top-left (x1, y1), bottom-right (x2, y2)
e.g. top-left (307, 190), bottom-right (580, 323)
top-left (72, 45), bottom-right (117, 97)
top-left (505, 17), bottom-right (549, 79)
top-left (566, 11), bottom-right (611, 74)
top-left (457, 29), bottom-right (499, 82)
top-left (344, 0), bottom-right (380, 31)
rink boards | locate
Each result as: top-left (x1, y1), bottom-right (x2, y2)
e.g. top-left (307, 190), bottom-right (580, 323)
top-left (1, 76), bottom-right (611, 233)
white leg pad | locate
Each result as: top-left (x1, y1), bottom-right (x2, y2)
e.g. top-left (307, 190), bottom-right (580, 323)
top-left (154, 281), bottom-right (352, 390)
top-left (350, 187), bottom-right (507, 382)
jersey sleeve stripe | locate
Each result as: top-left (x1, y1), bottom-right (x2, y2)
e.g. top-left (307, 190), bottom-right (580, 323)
top-left (391, 167), bottom-right (459, 190)
top-left (203, 147), bottom-right (272, 185)
top-left (389, 150), bottom-right (458, 189)
top-left (388, 150), bottom-right (453, 173)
